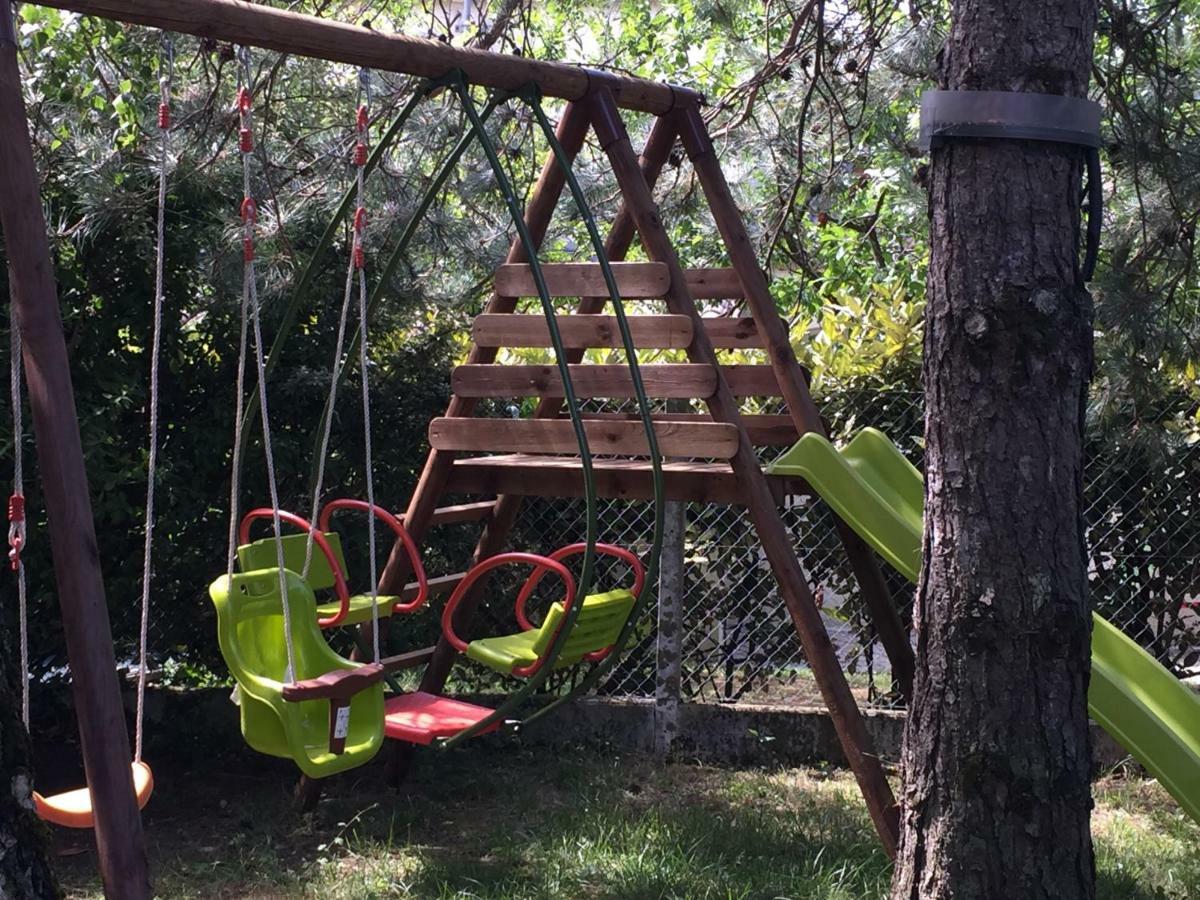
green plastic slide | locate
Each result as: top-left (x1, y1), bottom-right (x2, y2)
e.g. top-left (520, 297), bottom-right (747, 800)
top-left (769, 427), bottom-right (1200, 824)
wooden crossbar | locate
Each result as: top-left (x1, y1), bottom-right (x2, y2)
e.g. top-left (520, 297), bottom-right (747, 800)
top-left (31, 1), bottom-right (699, 114)
top-left (472, 312), bottom-right (766, 351)
top-left (578, 412), bottom-right (799, 446)
top-left (494, 262), bottom-right (669, 298)
top-left (429, 417), bottom-right (739, 458)
top-left (425, 502), bottom-right (495, 526)
top-left (495, 263), bottom-right (744, 299)
top-left (472, 313), bottom-right (693, 349)
top-left (451, 363), bottom-right (792, 399)
top-left (446, 454), bottom-right (804, 504)
top-left (451, 363), bottom-right (717, 398)
top-left (398, 572), bottom-right (464, 602)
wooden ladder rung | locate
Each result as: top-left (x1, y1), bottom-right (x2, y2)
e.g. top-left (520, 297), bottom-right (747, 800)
top-left (398, 572), bottom-right (464, 602)
top-left (427, 501), bottom-right (496, 526)
top-left (494, 263), bottom-right (746, 301)
top-left (452, 363), bottom-right (717, 399)
top-left (685, 267), bottom-right (744, 299)
top-left (429, 417), bottom-right (740, 459)
top-left (472, 313), bottom-right (693, 350)
top-left (495, 262), bottom-right (669, 298)
top-left (445, 454), bottom-right (807, 505)
top-left (579, 412), bottom-right (799, 447)
top-left (703, 316), bottom-right (763, 349)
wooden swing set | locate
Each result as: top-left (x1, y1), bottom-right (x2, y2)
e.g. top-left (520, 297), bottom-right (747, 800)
top-left (1, 2), bottom-right (919, 896)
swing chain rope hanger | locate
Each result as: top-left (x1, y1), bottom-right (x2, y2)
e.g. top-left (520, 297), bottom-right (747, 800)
top-left (233, 43), bottom-right (298, 683)
top-left (8, 323), bottom-right (29, 728)
top-left (351, 65), bottom-right (383, 665)
top-left (918, 89), bottom-right (1104, 282)
top-left (133, 27), bottom-right (174, 765)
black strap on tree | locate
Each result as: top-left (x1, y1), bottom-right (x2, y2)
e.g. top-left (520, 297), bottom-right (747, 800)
top-left (919, 89), bottom-right (1104, 282)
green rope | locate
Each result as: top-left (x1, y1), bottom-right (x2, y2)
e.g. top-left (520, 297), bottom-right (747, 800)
top-left (437, 75), bottom-right (598, 748)
top-left (518, 90), bottom-right (665, 725)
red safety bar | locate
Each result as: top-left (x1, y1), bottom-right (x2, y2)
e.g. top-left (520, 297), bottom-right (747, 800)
top-left (239, 508), bottom-right (352, 627)
top-left (513, 542), bottom-right (645, 666)
top-left (514, 543), bottom-right (645, 630)
top-left (318, 498), bottom-right (430, 614)
top-left (442, 552), bottom-right (576, 678)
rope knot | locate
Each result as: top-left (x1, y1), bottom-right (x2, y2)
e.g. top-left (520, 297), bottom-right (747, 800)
top-left (7, 495), bottom-right (24, 572)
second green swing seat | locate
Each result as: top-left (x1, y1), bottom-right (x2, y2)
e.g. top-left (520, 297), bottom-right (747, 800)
top-left (209, 567), bottom-right (385, 778)
top-left (238, 532), bottom-right (396, 626)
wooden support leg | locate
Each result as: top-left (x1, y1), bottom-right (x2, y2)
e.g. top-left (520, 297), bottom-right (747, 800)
top-left (673, 105), bottom-right (915, 700)
top-left (590, 87), bottom-right (899, 856)
top-left (0, 8), bottom-right (150, 896)
top-left (294, 775), bottom-right (322, 812)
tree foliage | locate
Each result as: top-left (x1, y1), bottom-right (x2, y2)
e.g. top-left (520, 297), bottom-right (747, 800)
top-left (0, 0), bottom-right (1196, 680)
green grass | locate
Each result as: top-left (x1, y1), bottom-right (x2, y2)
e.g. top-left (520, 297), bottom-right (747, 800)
top-left (56, 745), bottom-right (1200, 899)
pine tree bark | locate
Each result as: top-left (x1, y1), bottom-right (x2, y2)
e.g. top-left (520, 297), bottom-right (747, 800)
top-left (1, 627), bottom-right (61, 898)
top-left (892, 2), bottom-right (1099, 897)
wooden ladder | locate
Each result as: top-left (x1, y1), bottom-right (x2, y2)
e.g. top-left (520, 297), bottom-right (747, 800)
top-left (375, 92), bottom-right (907, 856)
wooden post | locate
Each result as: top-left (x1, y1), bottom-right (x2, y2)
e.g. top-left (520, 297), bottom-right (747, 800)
top-left (590, 87), bottom-right (899, 855)
top-left (675, 105), bottom-right (915, 700)
top-left (33, 0), bottom-right (700, 115)
top-left (0, 7), bottom-right (151, 898)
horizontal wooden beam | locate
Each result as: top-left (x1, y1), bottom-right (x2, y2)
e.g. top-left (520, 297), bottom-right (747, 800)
top-left (380, 646), bottom-right (437, 673)
top-left (684, 267), bottom-right (745, 299)
top-left (579, 412), bottom-right (799, 446)
top-left (494, 262), bottom-right (670, 298)
top-left (429, 417), bottom-right (740, 458)
top-left (703, 316), bottom-right (763, 349)
top-left (32, 1), bottom-right (698, 115)
top-left (723, 364), bottom-right (784, 397)
top-left (494, 263), bottom-right (746, 300)
top-left (447, 454), bottom-right (808, 504)
top-left (472, 313), bottom-right (693, 349)
top-left (452, 363), bottom-right (717, 399)
top-left (397, 572), bottom-right (464, 602)
top-left (426, 501), bottom-right (495, 526)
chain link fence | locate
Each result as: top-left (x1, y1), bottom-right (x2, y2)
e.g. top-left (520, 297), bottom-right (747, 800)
top-left (510, 387), bottom-right (1200, 711)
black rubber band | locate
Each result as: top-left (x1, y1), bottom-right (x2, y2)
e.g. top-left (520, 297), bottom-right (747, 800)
top-left (919, 90), bottom-right (1102, 152)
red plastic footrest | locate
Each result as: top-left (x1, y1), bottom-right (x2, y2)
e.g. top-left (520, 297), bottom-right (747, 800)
top-left (383, 691), bottom-right (498, 745)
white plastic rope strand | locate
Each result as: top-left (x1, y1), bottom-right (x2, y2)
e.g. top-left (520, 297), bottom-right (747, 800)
top-left (301, 239), bottom-right (356, 577)
top-left (134, 32), bottom-right (173, 763)
top-left (236, 46), bottom-right (296, 681)
top-left (8, 322), bottom-right (29, 728)
top-left (355, 68), bottom-right (381, 664)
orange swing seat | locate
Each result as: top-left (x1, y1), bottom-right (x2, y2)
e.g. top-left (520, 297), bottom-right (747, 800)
top-left (33, 760), bottom-right (154, 829)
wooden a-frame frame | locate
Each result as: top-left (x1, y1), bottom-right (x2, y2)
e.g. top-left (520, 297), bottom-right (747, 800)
top-left (5, 3), bottom-right (919, 889)
top-left (375, 88), bottom-right (909, 856)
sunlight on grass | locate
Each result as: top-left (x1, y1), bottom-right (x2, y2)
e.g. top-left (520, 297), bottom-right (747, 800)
top-left (59, 750), bottom-right (1199, 899)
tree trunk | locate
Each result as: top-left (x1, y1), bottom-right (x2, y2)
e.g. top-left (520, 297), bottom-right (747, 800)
top-left (892, 2), bottom-right (1099, 897)
top-left (0, 624), bottom-right (61, 898)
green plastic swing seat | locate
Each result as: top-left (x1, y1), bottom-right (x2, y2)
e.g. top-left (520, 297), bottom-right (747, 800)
top-left (238, 532), bottom-right (399, 626)
top-left (467, 588), bottom-right (637, 675)
top-left (209, 567), bottom-right (385, 778)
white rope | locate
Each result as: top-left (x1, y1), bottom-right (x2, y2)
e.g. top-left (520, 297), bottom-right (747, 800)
top-left (134, 33), bottom-right (173, 762)
top-left (235, 46), bottom-right (296, 682)
top-left (8, 322), bottom-right (29, 729)
top-left (356, 68), bottom-right (381, 664)
top-left (301, 251), bottom-right (356, 578)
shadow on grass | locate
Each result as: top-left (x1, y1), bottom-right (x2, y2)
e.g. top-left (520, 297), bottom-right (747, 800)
top-left (53, 742), bottom-right (1199, 899)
